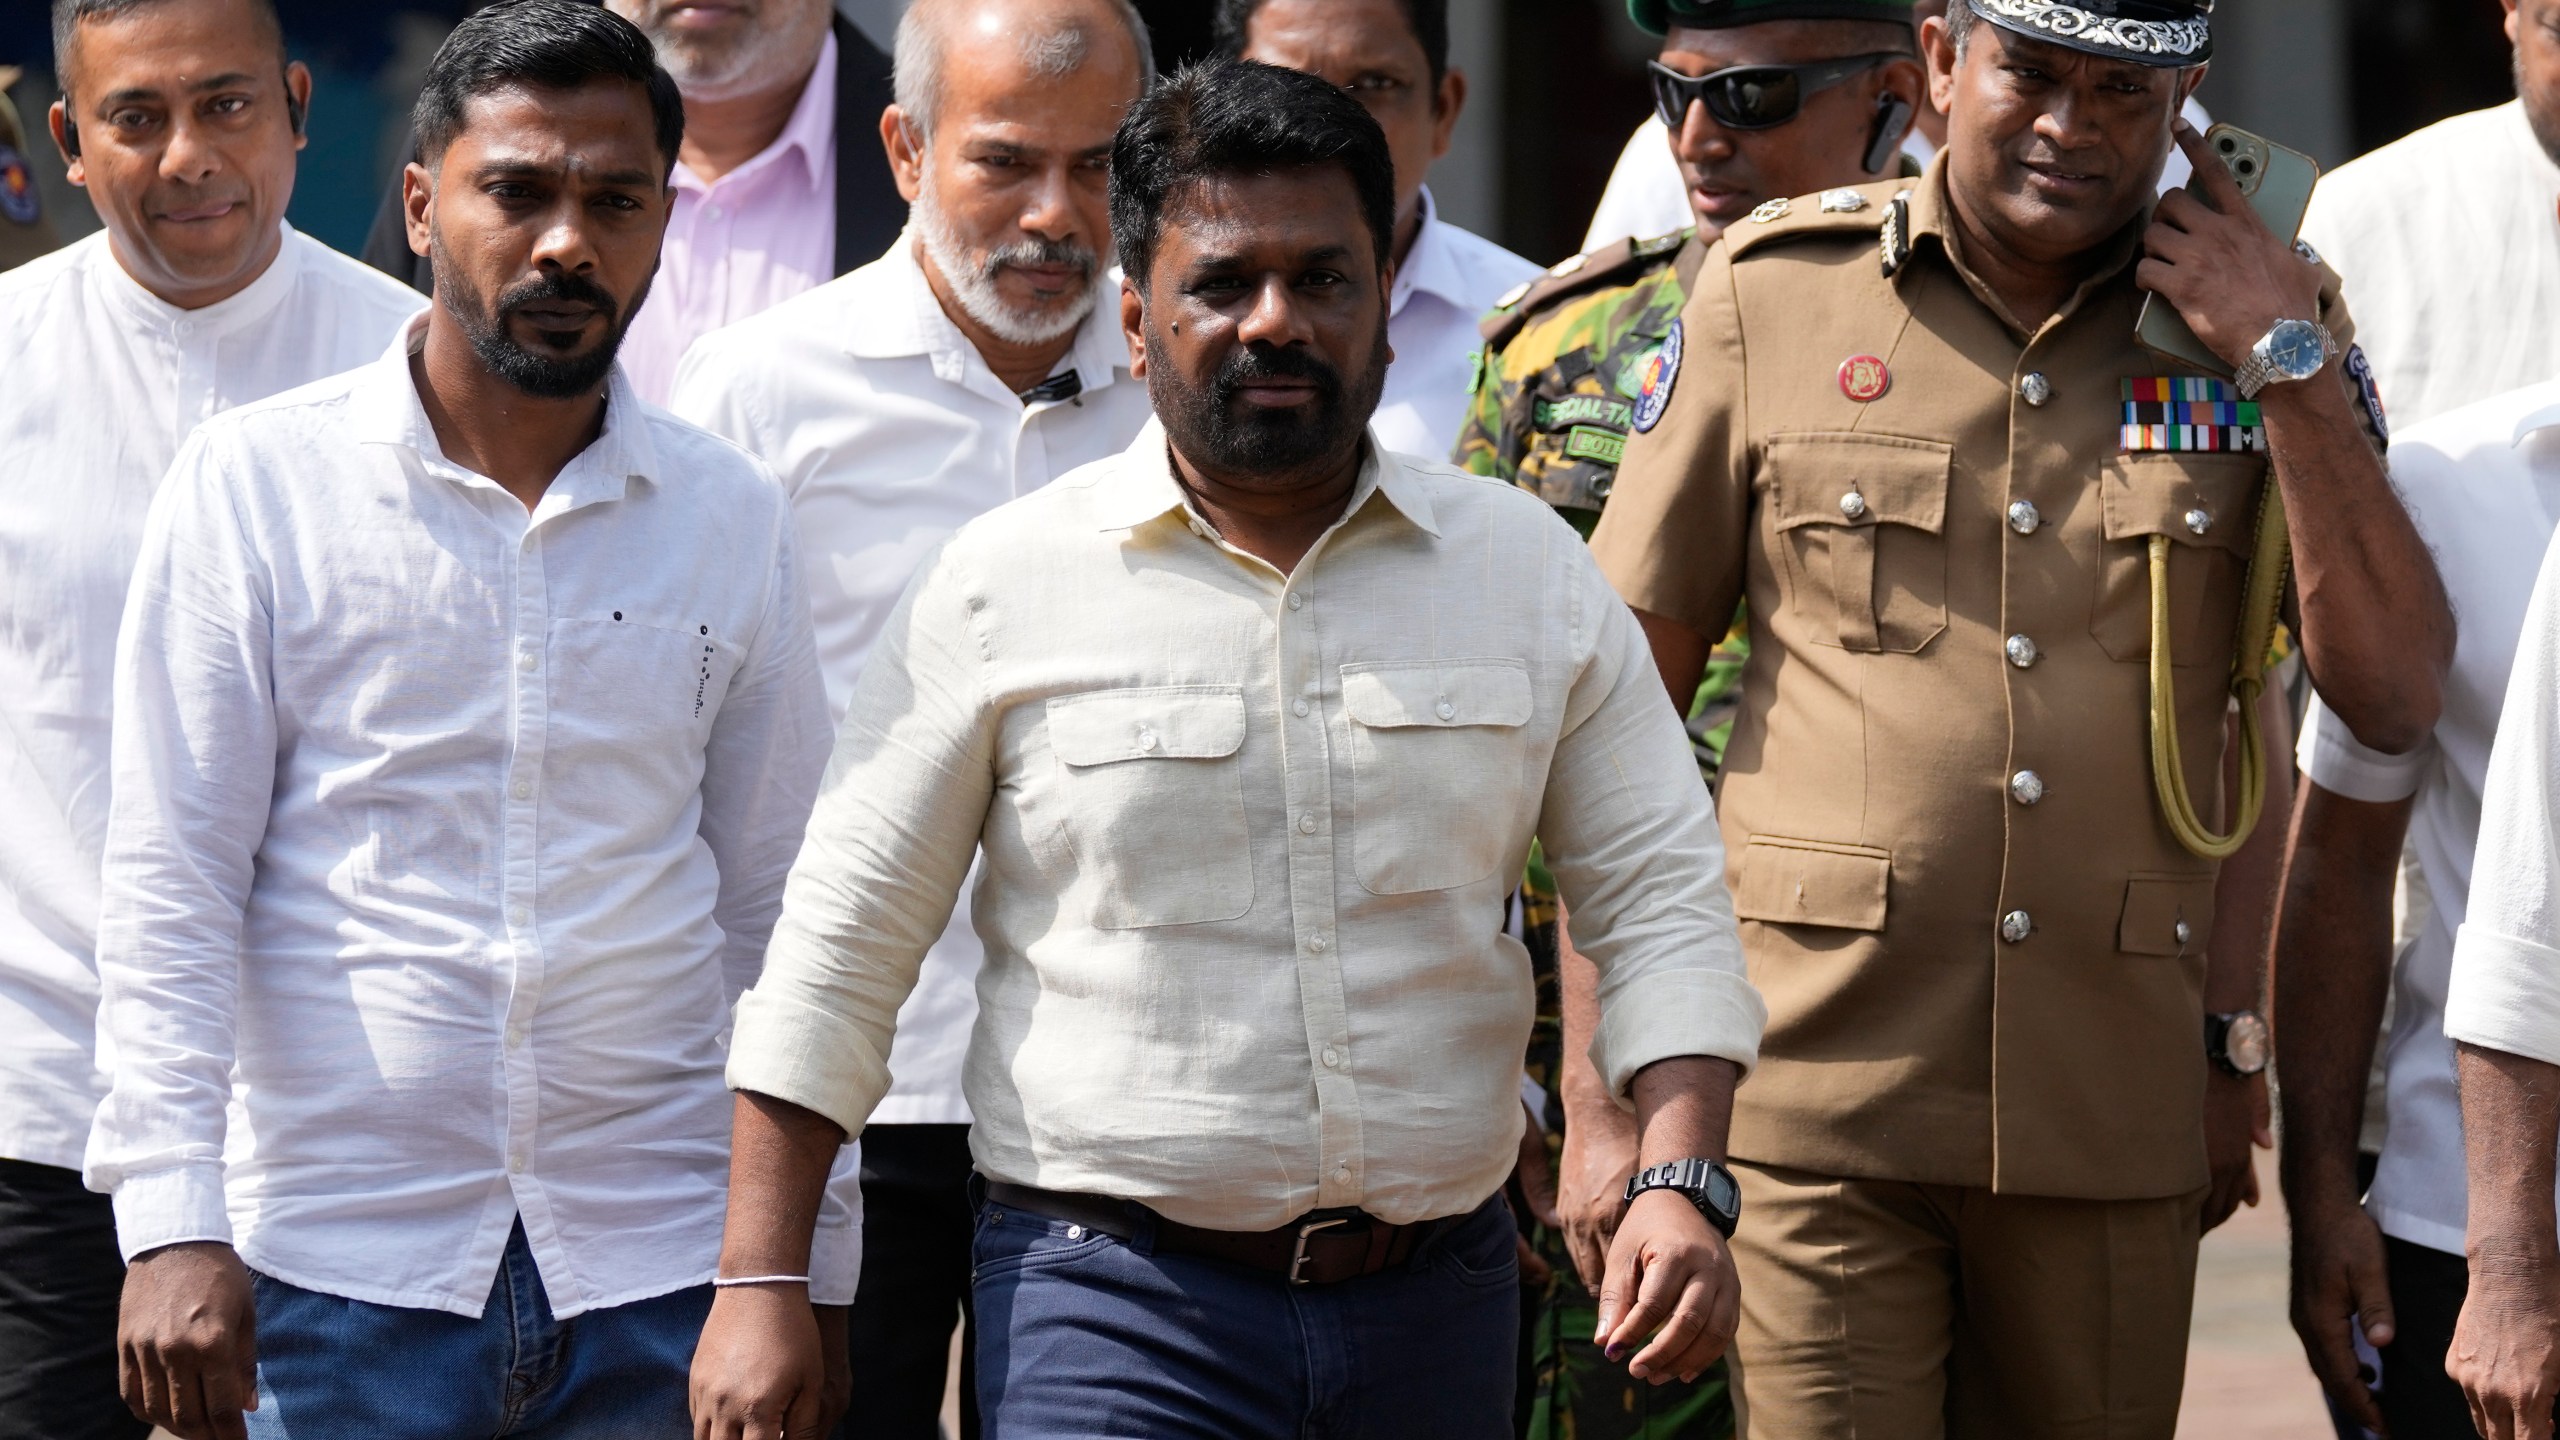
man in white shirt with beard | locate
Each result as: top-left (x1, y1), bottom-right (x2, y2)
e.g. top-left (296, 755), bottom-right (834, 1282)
top-left (669, 0), bottom-right (1152, 1430)
top-left (0, 2), bottom-right (419, 1435)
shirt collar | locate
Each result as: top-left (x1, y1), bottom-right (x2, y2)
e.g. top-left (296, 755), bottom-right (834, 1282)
top-left (854, 230), bottom-right (1133, 399)
top-left (93, 220), bottom-right (305, 335)
top-left (1390, 186), bottom-right (1467, 317)
top-left (672, 28), bottom-right (838, 196)
top-left (1087, 419), bottom-right (1441, 539)
top-left (351, 311), bottom-right (662, 508)
top-left (2513, 397), bottom-right (2560, 447)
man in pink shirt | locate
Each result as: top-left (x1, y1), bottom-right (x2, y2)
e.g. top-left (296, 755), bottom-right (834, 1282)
top-left (361, 0), bottom-right (911, 403)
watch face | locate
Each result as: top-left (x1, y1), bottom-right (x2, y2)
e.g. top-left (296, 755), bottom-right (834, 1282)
top-left (2224, 1012), bottom-right (2272, 1075)
top-left (2265, 319), bottom-right (2325, 380)
top-left (1705, 1166), bottom-right (1741, 1217)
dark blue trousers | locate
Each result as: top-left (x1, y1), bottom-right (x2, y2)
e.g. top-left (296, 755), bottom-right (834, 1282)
top-left (971, 1191), bottom-right (1519, 1439)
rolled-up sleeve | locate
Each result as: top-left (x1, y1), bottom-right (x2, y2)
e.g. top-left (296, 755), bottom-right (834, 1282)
top-left (1537, 549), bottom-right (1764, 1101)
top-left (2448, 525), bottom-right (2560, 1065)
top-left (84, 431), bottom-right (276, 1257)
top-left (727, 544), bottom-right (997, 1136)
top-left (2298, 691), bottom-right (2430, 804)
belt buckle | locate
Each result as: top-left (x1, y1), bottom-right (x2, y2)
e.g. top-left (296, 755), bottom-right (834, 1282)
top-left (1288, 1217), bottom-right (1351, 1286)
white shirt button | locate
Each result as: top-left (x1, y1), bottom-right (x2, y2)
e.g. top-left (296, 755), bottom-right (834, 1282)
top-left (1322, 1046), bottom-right (1342, 1068)
top-left (1334, 1163), bottom-right (1351, 1180)
top-left (2005, 634), bottom-right (2039, 669)
top-left (507, 1152), bottom-right (526, 1174)
top-left (511, 780), bottom-right (532, 801)
top-left (518, 652), bottom-right (537, 673)
top-left (1287, 592), bottom-right (1305, 611)
top-left (507, 905), bottom-right (529, 927)
top-left (1293, 698), bottom-right (1311, 717)
top-left (1299, 811), bottom-right (1318, 834)
top-left (1136, 727), bottom-right (1159, 752)
top-left (1307, 934), bottom-right (1329, 953)
top-left (705, 204), bottom-right (723, 221)
top-left (1435, 698), bottom-right (1456, 721)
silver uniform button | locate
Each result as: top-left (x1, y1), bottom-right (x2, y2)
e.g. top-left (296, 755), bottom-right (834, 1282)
top-left (2019, 372), bottom-right (2053, 407)
top-left (2174, 919), bottom-right (2193, 946)
top-left (1840, 490), bottom-right (1867, 520)
top-left (2001, 910), bottom-right (2033, 944)
top-left (2005, 633), bottom-right (2040, 669)
top-left (2185, 508), bottom-right (2212, 535)
top-left (2007, 500), bottom-right (2041, 535)
top-left (2010, 770), bottom-right (2045, 805)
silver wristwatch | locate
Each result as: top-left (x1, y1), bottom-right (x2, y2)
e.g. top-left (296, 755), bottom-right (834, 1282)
top-left (2233, 317), bottom-right (2336, 400)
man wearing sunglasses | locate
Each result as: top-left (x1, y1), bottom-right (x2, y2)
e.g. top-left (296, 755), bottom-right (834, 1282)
top-left (1450, 4), bottom-right (1919, 1437)
top-left (1587, 0), bottom-right (2453, 1433)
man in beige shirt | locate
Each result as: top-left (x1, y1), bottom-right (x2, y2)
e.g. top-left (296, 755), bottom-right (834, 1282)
top-left (687, 60), bottom-right (1762, 1439)
top-left (1590, 0), bottom-right (2452, 1434)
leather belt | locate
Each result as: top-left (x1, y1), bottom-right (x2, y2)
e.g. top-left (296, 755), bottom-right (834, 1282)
top-left (982, 1179), bottom-right (1447, 1286)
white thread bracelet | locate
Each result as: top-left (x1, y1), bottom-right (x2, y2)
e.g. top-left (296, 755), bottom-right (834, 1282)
top-left (711, 1274), bottom-right (810, 1288)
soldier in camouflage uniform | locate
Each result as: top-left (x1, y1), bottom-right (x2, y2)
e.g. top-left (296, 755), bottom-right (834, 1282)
top-left (1456, 1), bottom-right (1926, 1433)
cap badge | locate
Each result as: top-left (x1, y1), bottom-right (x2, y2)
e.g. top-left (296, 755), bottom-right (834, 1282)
top-left (1838, 354), bottom-right (1892, 403)
top-left (1632, 318), bottom-right (1684, 434)
top-left (1747, 197), bottom-right (1792, 224)
top-left (1820, 188), bottom-right (1869, 214)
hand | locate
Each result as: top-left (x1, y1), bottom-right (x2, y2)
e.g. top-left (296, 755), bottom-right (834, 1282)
top-left (2287, 1191), bottom-right (2394, 1435)
top-left (2202, 1069), bottom-right (2272, 1233)
top-left (1511, 1099), bottom-right (1560, 1288)
top-left (2451, 1251), bottom-right (2560, 1440)
top-left (1595, 1188), bottom-right (1739, 1386)
top-left (813, 1304), bottom-right (851, 1437)
top-left (2135, 121), bottom-right (2324, 372)
top-left (690, 1286), bottom-right (831, 1440)
top-left (118, 1241), bottom-right (259, 1440)
top-left (1558, 1108), bottom-right (1641, 1295)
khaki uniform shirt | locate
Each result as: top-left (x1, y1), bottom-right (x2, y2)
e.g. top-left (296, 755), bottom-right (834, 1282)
top-left (1593, 162), bottom-right (2368, 1201)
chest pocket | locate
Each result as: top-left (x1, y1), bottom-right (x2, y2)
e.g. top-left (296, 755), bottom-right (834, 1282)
top-left (550, 617), bottom-right (742, 752)
top-left (1342, 660), bottom-right (1536, 896)
top-left (1764, 433), bottom-right (1952, 654)
top-left (2089, 454), bottom-right (2266, 666)
top-left (1046, 686), bottom-right (1254, 929)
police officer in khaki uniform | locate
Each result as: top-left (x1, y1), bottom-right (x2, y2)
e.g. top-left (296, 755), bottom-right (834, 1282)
top-left (1585, 0), bottom-right (2454, 1433)
top-left (0, 68), bottom-right (60, 271)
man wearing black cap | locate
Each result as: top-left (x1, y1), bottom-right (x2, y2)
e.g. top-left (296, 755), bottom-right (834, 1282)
top-left (1589, 0), bottom-right (2454, 1433)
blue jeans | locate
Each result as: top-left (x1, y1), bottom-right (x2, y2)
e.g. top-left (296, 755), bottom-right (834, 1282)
top-left (245, 1223), bottom-right (710, 1439)
top-left (972, 1190), bottom-right (1519, 1439)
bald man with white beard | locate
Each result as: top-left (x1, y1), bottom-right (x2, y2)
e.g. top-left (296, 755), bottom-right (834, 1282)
top-left (668, 2), bottom-right (1153, 1429)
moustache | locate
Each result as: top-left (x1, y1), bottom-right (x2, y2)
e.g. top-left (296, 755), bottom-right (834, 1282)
top-left (497, 271), bottom-right (621, 328)
top-left (977, 237), bottom-right (1098, 285)
top-left (1214, 344), bottom-right (1342, 409)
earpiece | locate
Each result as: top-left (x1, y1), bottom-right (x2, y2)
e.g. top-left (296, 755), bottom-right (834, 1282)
top-left (1865, 92), bottom-right (1916, 175)
top-left (60, 106), bottom-right (80, 158)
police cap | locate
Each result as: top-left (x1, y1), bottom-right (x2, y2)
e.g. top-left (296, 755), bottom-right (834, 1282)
top-left (1629, 0), bottom-right (1917, 37)
top-left (1960, 0), bottom-right (2212, 67)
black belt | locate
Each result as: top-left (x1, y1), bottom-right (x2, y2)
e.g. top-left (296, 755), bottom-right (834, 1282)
top-left (981, 1179), bottom-right (1456, 1286)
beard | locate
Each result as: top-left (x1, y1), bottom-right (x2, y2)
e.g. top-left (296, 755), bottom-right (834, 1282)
top-left (625, 0), bottom-right (829, 103)
top-left (2521, 50), bottom-right (2560, 168)
top-left (433, 235), bottom-right (644, 400)
top-left (914, 172), bottom-right (1102, 347)
top-left (1146, 319), bottom-right (1389, 479)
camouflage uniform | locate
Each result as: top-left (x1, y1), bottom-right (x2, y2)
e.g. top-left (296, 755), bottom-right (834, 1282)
top-left (1455, 231), bottom-right (1738, 1440)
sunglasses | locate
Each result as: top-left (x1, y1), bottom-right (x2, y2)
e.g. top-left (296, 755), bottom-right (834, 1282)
top-left (1646, 52), bottom-right (1910, 132)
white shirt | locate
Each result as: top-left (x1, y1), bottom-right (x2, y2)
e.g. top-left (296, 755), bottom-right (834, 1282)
top-left (85, 325), bottom-right (855, 1317)
top-left (618, 31), bottom-right (841, 406)
top-left (1579, 102), bottom-right (2205, 253)
top-left (670, 235), bottom-right (1153, 1124)
top-left (1376, 187), bottom-right (1540, 460)
top-left (728, 426), bottom-right (1765, 1231)
top-left (2299, 381), bottom-right (2560, 1255)
top-left (0, 226), bottom-right (421, 1175)
top-left (2301, 102), bottom-right (2560, 431)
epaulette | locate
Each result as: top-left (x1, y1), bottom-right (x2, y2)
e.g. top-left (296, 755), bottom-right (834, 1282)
top-left (1719, 180), bottom-right (1913, 265)
top-left (1479, 227), bottom-right (1691, 352)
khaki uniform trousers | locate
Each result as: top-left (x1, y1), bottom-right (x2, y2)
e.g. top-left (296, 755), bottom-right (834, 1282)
top-left (1728, 1160), bottom-right (2204, 1440)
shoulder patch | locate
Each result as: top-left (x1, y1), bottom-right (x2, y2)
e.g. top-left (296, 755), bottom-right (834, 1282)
top-left (1631, 317), bottom-right (1682, 434)
top-left (2344, 343), bottom-right (2388, 444)
top-left (1478, 229), bottom-right (1691, 350)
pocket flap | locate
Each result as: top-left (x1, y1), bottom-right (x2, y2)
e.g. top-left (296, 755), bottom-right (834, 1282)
top-left (1047, 686), bottom-right (1247, 766)
top-left (1764, 432), bottom-right (1952, 535)
top-left (2099, 454), bottom-right (2265, 555)
top-left (2117, 873), bottom-right (2217, 955)
top-left (1341, 660), bottom-right (1533, 730)
top-left (1731, 837), bottom-right (1891, 932)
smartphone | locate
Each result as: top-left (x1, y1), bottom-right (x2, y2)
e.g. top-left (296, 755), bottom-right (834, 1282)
top-left (2134, 124), bottom-right (2322, 376)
